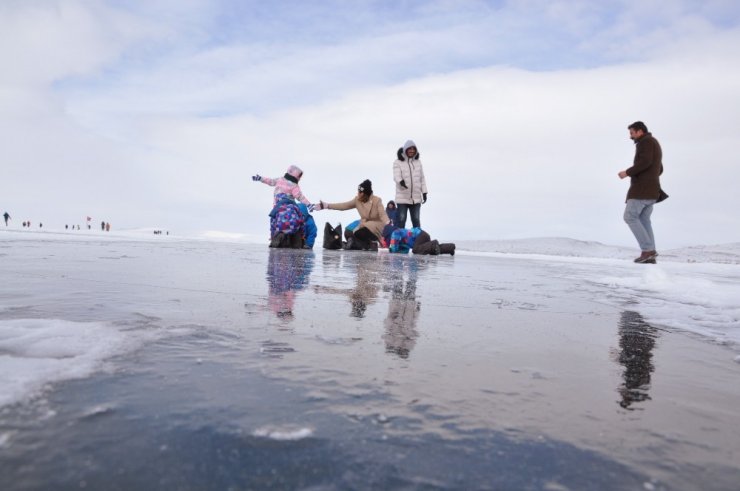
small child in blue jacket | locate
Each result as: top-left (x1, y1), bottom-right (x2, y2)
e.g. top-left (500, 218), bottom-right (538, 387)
top-left (297, 203), bottom-right (317, 249)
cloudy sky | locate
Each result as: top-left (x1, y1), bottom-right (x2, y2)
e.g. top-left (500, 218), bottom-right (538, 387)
top-left (2, 0), bottom-right (739, 248)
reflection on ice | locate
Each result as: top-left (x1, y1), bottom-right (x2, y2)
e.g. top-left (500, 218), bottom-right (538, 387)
top-left (3, 234), bottom-right (740, 490)
top-left (265, 250), bottom-right (314, 320)
top-left (314, 253), bottom-right (383, 318)
top-left (383, 256), bottom-right (421, 359)
top-left (616, 311), bottom-right (659, 410)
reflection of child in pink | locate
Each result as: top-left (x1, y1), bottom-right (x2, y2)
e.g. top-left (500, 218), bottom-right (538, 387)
top-left (268, 289), bottom-right (295, 319)
top-left (265, 250), bottom-right (313, 320)
top-left (252, 165), bottom-right (313, 207)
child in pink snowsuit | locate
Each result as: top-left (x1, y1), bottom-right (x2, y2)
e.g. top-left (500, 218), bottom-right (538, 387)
top-left (253, 165), bottom-right (314, 209)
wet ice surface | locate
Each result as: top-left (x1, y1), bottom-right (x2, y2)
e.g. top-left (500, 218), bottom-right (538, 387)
top-left (1, 232), bottom-right (740, 490)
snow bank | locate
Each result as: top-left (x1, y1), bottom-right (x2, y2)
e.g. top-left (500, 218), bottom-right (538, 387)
top-left (457, 237), bottom-right (635, 259)
top-left (457, 237), bottom-right (740, 264)
top-left (594, 265), bottom-right (740, 346)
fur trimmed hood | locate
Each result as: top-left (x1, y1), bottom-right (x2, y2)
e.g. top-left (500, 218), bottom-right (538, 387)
top-left (396, 140), bottom-right (420, 161)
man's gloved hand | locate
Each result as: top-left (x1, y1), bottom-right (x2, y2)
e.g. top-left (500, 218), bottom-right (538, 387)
top-left (399, 179), bottom-right (408, 189)
top-left (307, 203), bottom-right (315, 212)
top-left (422, 193), bottom-right (427, 203)
top-left (252, 175), bottom-right (262, 181)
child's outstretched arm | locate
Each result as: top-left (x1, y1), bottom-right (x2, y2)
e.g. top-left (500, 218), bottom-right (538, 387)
top-left (252, 175), bottom-right (277, 186)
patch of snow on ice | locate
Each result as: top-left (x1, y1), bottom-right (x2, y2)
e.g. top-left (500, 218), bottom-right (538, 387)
top-left (0, 319), bottom-right (144, 408)
top-left (252, 426), bottom-right (314, 441)
top-left (457, 237), bottom-right (633, 259)
top-left (457, 238), bottom-right (740, 264)
top-left (596, 265), bottom-right (740, 345)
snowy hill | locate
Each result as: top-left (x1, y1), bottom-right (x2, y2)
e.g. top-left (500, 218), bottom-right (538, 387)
top-left (457, 237), bottom-right (740, 264)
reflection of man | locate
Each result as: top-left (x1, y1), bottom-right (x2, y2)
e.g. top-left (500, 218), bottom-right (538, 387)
top-left (618, 121), bottom-right (664, 264)
top-left (617, 311), bottom-right (658, 409)
top-left (383, 258), bottom-right (420, 358)
top-left (265, 250), bottom-right (314, 319)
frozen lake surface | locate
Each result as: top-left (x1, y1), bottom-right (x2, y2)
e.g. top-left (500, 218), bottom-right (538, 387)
top-left (1, 230), bottom-right (739, 490)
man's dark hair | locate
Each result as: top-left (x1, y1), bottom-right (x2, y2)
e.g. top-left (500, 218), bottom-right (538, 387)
top-left (628, 121), bottom-right (648, 133)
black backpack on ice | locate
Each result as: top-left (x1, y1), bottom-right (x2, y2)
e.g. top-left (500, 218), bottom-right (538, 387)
top-left (323, 223), bottom-right (343, 250)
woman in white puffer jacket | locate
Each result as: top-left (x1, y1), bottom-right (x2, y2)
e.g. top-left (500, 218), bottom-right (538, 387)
top-left (393, 139), bottom-right (427, 229)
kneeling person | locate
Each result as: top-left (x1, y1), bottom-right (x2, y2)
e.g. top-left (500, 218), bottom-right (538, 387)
top-left (389, 227), bottom-right (455, 256)
top-left (318, 179), bottom-right (389, 251)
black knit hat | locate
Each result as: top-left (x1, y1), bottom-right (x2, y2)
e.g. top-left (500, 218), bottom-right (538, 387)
top-left (358, 179), bottom-right (373, 195)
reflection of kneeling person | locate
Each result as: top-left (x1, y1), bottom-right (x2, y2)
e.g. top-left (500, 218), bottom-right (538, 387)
top-left (319, 179), bottom-right (389, 250)
top-left (389, 227), bottom-right (455, 255)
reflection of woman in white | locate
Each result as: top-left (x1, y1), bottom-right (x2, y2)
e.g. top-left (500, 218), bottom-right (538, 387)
top-left (383, 258), bottom-right (420, 359)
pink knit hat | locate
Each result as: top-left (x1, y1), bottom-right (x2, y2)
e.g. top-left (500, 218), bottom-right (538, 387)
top-left (286, 165), bottom-right (303, 179)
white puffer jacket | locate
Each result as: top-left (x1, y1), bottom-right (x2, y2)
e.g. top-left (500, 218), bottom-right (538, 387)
top-left (393, 140), bottom-right (427, 205)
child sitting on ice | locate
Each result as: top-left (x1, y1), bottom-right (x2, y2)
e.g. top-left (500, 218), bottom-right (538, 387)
top-left (252, 164), bottom-right (315, 211)
top-left (268, 194), bottom-right (305, 248)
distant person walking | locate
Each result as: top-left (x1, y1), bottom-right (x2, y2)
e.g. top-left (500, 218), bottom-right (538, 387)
top-left (101, 221), bottom-right (105, 231)
top-left (3, 212), bottom-right (9, 226)
top-left (618, 121), bottom-right (664, 264)
top-left (393, 140), bottom-right (428, 229)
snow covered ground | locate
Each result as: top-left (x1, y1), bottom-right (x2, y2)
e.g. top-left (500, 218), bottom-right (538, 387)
top-left (457, 237), bottom-right (740, 264)
top-left (458, 237), bottom-right (740, 349)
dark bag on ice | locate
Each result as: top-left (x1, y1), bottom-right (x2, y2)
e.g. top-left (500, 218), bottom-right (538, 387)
top-left (656, 188), bottom-right (669, 203)
top-left (323, 223), bottom-right (343, 250)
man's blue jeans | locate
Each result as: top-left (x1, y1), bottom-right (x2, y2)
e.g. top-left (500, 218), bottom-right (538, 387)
top-left (624, 199), bottom-right (656, 251)
top-left (397, 203), bottom-right (421, 229)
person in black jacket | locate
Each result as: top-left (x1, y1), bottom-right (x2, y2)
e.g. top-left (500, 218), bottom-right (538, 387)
top-left (618, 121), bottom-right (664, 264)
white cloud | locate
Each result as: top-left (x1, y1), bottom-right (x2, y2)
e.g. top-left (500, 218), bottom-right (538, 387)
top-left (1, 1), bottom-right (739, 247)
top-left (0, 1), bottom-right (156, 87)
top-left (131, 50), bottom-right (740, 246)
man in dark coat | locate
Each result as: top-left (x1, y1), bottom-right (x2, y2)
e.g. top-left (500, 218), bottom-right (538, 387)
top-left (618, 121), bottom-right (663, 264)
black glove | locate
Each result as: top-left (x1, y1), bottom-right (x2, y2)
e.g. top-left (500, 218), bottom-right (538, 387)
top-left (422, 193), bottom-right (427, 203)
top-left (399, 179), bottom-right (408, 189)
